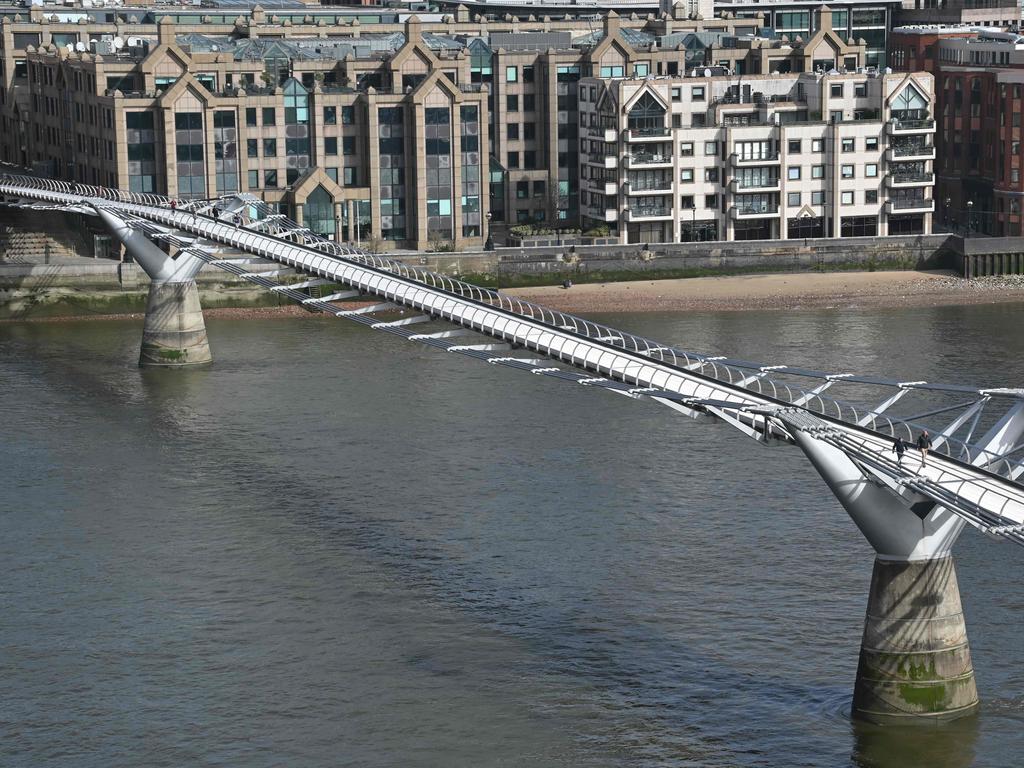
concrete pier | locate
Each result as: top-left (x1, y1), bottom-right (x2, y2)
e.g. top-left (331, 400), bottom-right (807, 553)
top-left (139, 279), bottom-right (212, 367)
top-left (852, 556), bottom-right (978, 724)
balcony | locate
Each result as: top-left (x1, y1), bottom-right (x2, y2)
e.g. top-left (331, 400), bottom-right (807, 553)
top-left (626, 153), bottom-right (673, 168)
top-left (730, 152), bottom-right (780, 167)
top-left (888, 145), bottom-right (935, 162)
top-left (586, 177), bottom-right (618, 196)
top-left (886, 172), bottom-right (934, 188)
top-left (627, 127), bottom-right (671, 141)
top-left (887, 198), bottom-right (934, 214)
top-left (730, 203), bottom-right (779, 219)
top-left (730, 178), bottom-right (780, 193)
top-left (588, 126), bottom-right (618, 142)
top-left (887, 118), bottom-right (936, 136)
top-left (585, 206), bottom-right (619, 223)
top-left (587, 152), bottom-right (618, 169)
top-left (626, 180), bottom-right (673, 195)
top-left (625, 205), bottom-right (672, 221)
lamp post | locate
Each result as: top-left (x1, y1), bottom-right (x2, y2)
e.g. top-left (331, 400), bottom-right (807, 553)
top-left (484, 210), bottom-right (494, 251)
top-left (943, 197), bottom-right (951, 232)
top-left (966, 200), bottom-right (974, 236)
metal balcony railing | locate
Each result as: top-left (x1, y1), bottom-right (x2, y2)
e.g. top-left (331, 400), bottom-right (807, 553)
top-left (890, 197), bottom-right (931, 210)
top-left (893, 144), bottom-right (933, 157)
top-left (891, 173), bottom-right (934, 184)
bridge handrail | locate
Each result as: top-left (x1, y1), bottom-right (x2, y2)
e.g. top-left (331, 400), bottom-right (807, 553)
top-left (5, 172), bottom-right (1020, 481)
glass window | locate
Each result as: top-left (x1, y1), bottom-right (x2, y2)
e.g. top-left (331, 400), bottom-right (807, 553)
top-left (342, 106), bottom-right (355, 125)
top-left (246, 107), bottom-right (257, 127)
top-left (865, 137), bottom-right (879, 151)
top-left (692, 86), bottom-right (705, 101)
top-left (506, 66), bottom-right (518, 83)
top-left (247, 139), bottom-right (258, 157)
top-left (812, 139), bottom-right (824, 152)
top-left (842, 138), bottom-right (855, 152)
top-left (704, 141), bottom-right (717, 155)
top-left (841, 164), bottom-right (854, 179)
top-left (841, 191), bottom-right (854, 205)
top-left (247, 169), bottom-right (259, 188)
top-left (788, 166), bottom-right (801, 180)
top-left (324, 106), bottom-right (336, 125)
top-left (812, 190), bottom-right (825, 205)
top-left (788, 139), bottom-right (801, 153)
top-left (788, 192), bottom-right (801, 207)
top-left (865, 189), bottom-right (878, 203)
top-left (680, 142), bottom-right (694, 156)
top-left (812, 165), bottom-right (825, 179)
top-left (325, 137), bottom-right (338, 155)
top-left (264, 138), bottom-right (277, 156)
top-left (507, 95), bottom-right (518, 111)
top-left (264, 169), bottom-right (278, 187)
top-left (262, 107), bottom-right (276, 126)
top-left (865, 163), bottom-right (878, 178)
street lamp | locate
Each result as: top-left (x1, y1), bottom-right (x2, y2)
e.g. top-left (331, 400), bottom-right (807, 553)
top-left (966, 200), bottom-right (974, 236)
top-left (484, 210), bottom-right (494, 251)
top-left (943, 197), bottom-right (951, 230)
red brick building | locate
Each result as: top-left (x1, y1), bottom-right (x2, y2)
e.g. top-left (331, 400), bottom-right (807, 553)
top-left (891, 27), bottom-right (1024, 236)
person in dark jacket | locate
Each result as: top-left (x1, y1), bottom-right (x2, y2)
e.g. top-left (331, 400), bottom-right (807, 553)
top-left (917, 430), bottom-right (932, 469)
top-left (892, 436), bottom-right (907, 468)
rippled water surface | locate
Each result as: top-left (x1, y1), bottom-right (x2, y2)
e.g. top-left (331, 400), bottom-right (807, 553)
top-left (3, 303), bottom-right (1024, 767)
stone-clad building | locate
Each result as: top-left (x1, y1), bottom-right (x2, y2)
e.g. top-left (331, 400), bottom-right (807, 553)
top-left (4, 3), bottom-right (934, 248)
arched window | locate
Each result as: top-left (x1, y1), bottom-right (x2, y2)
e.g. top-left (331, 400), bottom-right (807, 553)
top-left (627, 92), bottom-right (666, 133)
top-left (303, 185), bottom-right (335, 237)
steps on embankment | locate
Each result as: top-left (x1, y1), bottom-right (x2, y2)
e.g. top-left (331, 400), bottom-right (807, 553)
top-left (0, 208), bottom-right (94, 264)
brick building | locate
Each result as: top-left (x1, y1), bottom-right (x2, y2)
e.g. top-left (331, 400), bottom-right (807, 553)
top-left (892, 26), bottom-right (1024, 236)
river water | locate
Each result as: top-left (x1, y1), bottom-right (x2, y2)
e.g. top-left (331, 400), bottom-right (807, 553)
top-left (3, 303), bottom-right (1024, 767)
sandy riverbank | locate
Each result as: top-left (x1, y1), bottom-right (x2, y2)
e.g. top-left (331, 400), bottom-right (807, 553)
top-left (506, 270), bottom-right (1024, 314)
top-left (6, 270), bottom-right (1024, 323)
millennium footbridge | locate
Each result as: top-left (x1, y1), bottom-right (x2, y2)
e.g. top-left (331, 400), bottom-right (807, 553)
top-left (4, 171), bottom-right (1023, 724)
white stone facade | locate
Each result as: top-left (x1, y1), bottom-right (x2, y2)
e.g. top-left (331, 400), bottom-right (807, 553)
top-left (580, 70), bottom-right (936, 243)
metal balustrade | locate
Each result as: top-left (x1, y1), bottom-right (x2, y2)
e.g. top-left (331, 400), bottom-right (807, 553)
top-left (4, 172), bottom-right (1024, 491)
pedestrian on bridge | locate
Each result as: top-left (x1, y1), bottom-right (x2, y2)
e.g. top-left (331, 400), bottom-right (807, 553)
top-left (917, 430), bottom-right (932, 469)
top-left (892, 436), bottom-right (907, 467)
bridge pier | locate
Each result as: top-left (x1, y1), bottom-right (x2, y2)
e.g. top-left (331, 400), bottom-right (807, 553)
top-left (139, 279), bottom-right (211, 367)
top-left (94, 206), bottom-right (211, 367)
top-left (852, 555), bottom-right (977, 724)
top-left (789, 428), bottom-right (981, 723)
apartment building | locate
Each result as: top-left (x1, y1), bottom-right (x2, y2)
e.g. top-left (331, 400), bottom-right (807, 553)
top-left (8, 2), bottom-right (937, 248)
top-left (891, 26), bottom-right (1024, 236)
top-left (21, 17), bottom-right (490, 250)
top-left (580, 67), bottom-right (936, 243)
